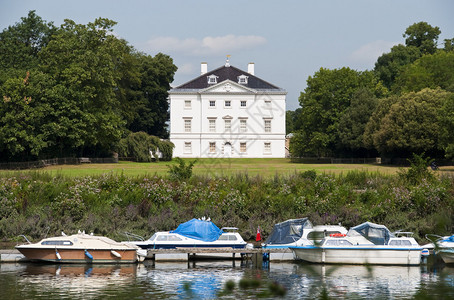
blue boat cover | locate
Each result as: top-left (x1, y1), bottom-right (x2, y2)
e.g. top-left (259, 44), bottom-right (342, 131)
top-left (442, 235), bottom-right (454, 243)
top-left (348, 222), bottom-right (394, 245)
top-left (265, 218), bottom-right (313, 245)
top-left (170, 219), bottom-right (223, 242)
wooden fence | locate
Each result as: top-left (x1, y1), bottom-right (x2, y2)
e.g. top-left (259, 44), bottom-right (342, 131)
top-left (0, 157), bottom-right (118, 170)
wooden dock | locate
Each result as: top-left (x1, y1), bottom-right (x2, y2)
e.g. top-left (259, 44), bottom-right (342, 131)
top-left (0, 248), bottom-right (294, 265)
top-left (146, 247), bottom-right (293, 263)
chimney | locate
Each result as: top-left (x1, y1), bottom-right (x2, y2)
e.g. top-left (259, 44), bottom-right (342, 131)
top-left (201, 62), bottom-right (208, 75)
top-left (248, 63), bottom-right (255, 75)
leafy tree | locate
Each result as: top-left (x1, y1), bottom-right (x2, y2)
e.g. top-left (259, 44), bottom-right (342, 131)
top-left (439, 93), bottom-right (454, 159)
top-left (296, 68), bottom-right (379, 156)
top-left (370, 88), bottom-right (449, 157)
top-left (117, 131), bottom-right (174, 162)
top-left (404, 22), bottom-right (441, 54)
top-left (396, 50), bottom-right (454, 93)
top-left (374, 44), bottom-right (421, 90)
top-left (125, 53), bottom-right (177, 138)
top-left (444, 38), bottom-right (454, 52)
top-left (285, 108), bottom-right (302, 134)
top-left (337, 88), bottom-right (378, 156)
top-left (38, 18), bottom-right (127, 156)
top-left (363, 95), bottom-right (398, 151)
top-left (0, 10), bottom-right (56, 71)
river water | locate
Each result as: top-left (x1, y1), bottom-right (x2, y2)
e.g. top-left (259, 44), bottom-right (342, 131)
top-left (1, 260), bottom-right (453, 299)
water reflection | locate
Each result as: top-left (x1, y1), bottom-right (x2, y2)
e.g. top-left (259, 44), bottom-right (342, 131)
top-left (1, 261), bottom-right (454, 299)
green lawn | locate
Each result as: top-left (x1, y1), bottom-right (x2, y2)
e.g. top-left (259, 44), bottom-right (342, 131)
top-left (0, 158), bottom-right (411, 178)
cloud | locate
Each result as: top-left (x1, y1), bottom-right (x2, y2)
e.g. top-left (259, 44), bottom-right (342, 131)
top-left (177, 63), bottom-right (195, 75)
top-left (349, 40), bottom-right (399, 66)
top-left (144, 34), bottom-right (267, 56)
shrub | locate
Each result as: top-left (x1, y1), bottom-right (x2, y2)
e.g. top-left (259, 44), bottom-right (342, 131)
top-left (167, 157), bottom-right (197, 181)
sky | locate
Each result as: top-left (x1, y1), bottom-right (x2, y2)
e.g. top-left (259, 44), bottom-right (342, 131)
top-left (1, 0), bottom-right (453, 110)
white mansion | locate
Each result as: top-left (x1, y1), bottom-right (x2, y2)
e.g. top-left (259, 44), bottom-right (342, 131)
top-left (169, 59), bottom-right (286, 158)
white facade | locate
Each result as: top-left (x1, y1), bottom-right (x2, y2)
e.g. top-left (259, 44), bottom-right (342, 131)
top-left (169, 62), bottom-right (286, 158)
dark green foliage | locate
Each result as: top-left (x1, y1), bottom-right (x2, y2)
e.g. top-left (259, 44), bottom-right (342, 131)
top-left (398, 153), bottom-right (436, 185)
top-left (1, 169), bottom-right (453, 244)
top-left (117, 132), bottom-right (174, 162)
top-left (0, 12), bottom-right (177, 162)
top-left (167, 158), bottom-right (197, 181)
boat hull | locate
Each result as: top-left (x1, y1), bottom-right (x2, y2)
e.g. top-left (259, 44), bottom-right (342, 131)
top-left (134, 243), bottom-right (247, 250)
top-left (291, 246), bottom-right (422, 265)
top-left (439, 249), bottom-right (454, 264)
top-left (16, 247), bottom-right (139, 264)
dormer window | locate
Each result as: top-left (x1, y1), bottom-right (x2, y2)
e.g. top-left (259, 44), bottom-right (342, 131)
top-left (207, 75), bottom-right (218, 84)
top-left (238, 75), bottom-right (248, 85)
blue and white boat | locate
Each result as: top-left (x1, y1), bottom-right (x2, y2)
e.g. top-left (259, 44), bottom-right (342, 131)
top-left (290, 222), bottom-right (422, 265)
top-left (424, 234), bottom-right (454, 264)
top-left (126, 218), bottom-right (248, 250)
top-left (262, 218), bottom-right (347, 261)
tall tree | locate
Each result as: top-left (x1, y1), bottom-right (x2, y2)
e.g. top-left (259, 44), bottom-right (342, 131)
top-left (440, 93), bottom-right (454, 159)
top-left (337, 88), bottom-right (378, 156)
top-left (0, 10), bottom-right (56, 71)
top-left (126, 53), bottom-right (177, 138)
top-left (370, 88), bottom-right (449, 157)
top-left (295, 68), bottom-right (379, 156)
top-left (404, 21), bottom-right (441, 54)
top-left (38, 18), bottom-right (125, 156)
top-left (374, 44), bottom-right (421, 90)
top-left (396, 50), bottom-right (454, 93)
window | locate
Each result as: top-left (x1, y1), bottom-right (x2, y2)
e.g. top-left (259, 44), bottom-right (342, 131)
top-left (209, 100), bottom-right (216, 107)
top-left (207, 75), bottom-right (218, 84)
top-left (264, 120), bottom-right (271, 132)
top-left (184, 119), bottom-right (191, 132)
top-left (265, 100), bottom-right (271, 108)
top-left (228, 235), bottom-right (238, 241)
top-left (264, 142), bottom-right (271, 153)
top-left (184, 142), bottom-right (192, 153)
top-left (184, 100), bottom-right (191, 109)
top-left (225, 119), bottom-right (231, 132)
top-left (156, 235), bottom-right (168, 241)
top-left (240, 119), bottom-right (247, 132)
top-left (240, 142), bottom-right (247, 153)
top-left (209, 142), bottom-right (216, 153)
top-left (209, 119), bottom-right (216, 132)
top-left (225, 100), bottom-right (231, 108)
top-left (389, 240), bottom-right (412, 246)
top-left (168, 235), bottom-right (183, 241)
top-left (41, 240), bottom-right (73, 246)
top-left (325, 239), bottom-right (353, 246)
top-left (240, 100), bottom-right (247, 107)
top-left (238, 75), bottom-right (248, 84)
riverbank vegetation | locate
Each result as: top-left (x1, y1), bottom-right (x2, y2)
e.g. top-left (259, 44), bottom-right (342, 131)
top-left (1, 156), bottom-right (453, 245)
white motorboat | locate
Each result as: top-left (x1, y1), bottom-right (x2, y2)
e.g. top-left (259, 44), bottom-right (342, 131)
top-left (126, 219), bottom-right (248, 250)
top-left (290, 222), bottom-right (422, 265)
top-left (262, 218), bottom-right (347, 261)
top-left (424, 234), bottom-right (454, 264)
top-left (16, 231), bottom-right (145, 263)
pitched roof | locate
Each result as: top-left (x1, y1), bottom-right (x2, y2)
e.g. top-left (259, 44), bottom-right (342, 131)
top-left (173, 65), bottom-right (284, 91)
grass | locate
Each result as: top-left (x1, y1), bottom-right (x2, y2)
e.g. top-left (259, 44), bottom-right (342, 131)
top-left (0, 158), bottom-right (410, 178)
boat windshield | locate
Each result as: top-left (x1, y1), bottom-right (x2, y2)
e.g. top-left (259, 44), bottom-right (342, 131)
top-left (348, 222), bottom-right (394, 245)
top-left (148, 234), bottom-right (157, 241)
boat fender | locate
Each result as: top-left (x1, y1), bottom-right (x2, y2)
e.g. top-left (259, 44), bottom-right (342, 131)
top-left (85, 250), bottom-right (93, 260)
top-left (329, 233), bottom-right (346, 238)
top-left (111, 250), bottom-right (122, 258)
top-left (55, 249), bottom-right (62, 260)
